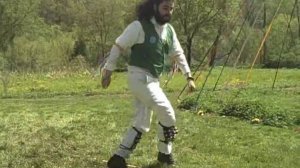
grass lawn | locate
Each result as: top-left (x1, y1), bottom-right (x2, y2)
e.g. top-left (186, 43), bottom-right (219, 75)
top-left (0, 68), bottom-right (299, 167)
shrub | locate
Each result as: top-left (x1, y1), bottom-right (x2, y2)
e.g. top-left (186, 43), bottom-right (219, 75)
top-left (221, 99), bottom-right (266, 120)
top-left (178, 92), bottom-right (296, 127)
top-left (177, 91), bottom-right (226, 114)
top-left (262, 112), bottom-right (292, 127)
top-left (221, 99), bottom-right (294, 127)
top-left (177, 95), bottom-right (199, 111)
top-left (295, 117), bottom-right (300, 125)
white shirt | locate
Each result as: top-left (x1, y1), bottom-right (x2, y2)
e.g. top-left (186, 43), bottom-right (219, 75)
top-left (104, 17), bottom-right (191, 76)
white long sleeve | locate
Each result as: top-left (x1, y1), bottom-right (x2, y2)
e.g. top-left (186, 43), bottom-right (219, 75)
top-left (103, 45), bottom-right (121, 71)
top-left (173, 54), bottom-right (191, 76)
top-left (103, 21), bottom-right (142, 71)
top-left (168, 25), bottom-right (191, 75)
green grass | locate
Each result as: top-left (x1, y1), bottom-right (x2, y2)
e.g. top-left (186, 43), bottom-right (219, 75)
top-left (0, 68), bottom-right (299, 167)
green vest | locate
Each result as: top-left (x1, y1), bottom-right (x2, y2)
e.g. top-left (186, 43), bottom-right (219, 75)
top-left (129, 20), bottom-right (173, 78)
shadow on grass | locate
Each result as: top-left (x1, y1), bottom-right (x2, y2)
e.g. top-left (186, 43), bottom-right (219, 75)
top-left (142, 162), bottom-right (172, 168)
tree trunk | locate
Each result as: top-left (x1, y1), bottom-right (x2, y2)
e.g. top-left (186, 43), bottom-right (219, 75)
top-left (209, 28), bottom-right (222, 67)
top-left (209, 0), bottom-right (226, 67)
top-left (9, 38), bottom-right (16, 71)
top-left (243, 0), bottom-right (252, 20)
top-left (209, 43), bottom-right (218, 67)
top-left (262, 1), bottom-right (267, 64)
top-left (186, 37), bottom-right (192, 66)
top-left (297, 1), bottom-right (300, 38)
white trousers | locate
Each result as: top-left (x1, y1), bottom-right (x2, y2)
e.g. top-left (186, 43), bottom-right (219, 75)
top-left (116, 66), bottom-right (176, 158)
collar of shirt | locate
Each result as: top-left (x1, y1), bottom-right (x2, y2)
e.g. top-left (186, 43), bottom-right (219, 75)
top-left (150, 17), bottom-right (168, 38)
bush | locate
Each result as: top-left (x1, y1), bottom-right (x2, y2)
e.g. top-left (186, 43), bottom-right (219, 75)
top-left (221, 99), bottom-right (266, 120)
top-left (295, 117), bottom-right (300, 125)
top-left (177, 96), bottom-right (199, 111)
top-left (2, 25), bottom-right (74, 72)
top-left (178, 92), bottom-right (296, 127)
top-left (262, 112), bottom-right (293, 127)
top-left (177, 91), bottom-right (227, 114)
top-left (221, 99), bottom-right (294, 127)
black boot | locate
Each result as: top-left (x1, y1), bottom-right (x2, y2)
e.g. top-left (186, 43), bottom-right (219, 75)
top-left (107, 154), bottom-right (127, 168)
top-left (157, 152), bottom-right (175, 166)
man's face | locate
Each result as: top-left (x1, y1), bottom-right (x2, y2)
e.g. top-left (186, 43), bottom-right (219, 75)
top-left (155, 1), bottom-right (174, 25)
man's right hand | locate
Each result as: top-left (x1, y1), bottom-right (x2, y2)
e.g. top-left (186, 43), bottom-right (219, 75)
top-left (101, 69), bottom-right (112, 89)
top-left (188, 79), bottom-right (196, 92)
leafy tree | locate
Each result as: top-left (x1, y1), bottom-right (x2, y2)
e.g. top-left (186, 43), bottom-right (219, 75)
top-left (39, 0), bottom-right (78, 30)
top-left (1, 0), bottom-right (299, 72)
top-left (173, 0), bottom-right (222, 66)
top-left (0, 0), bottom-right (39, 52)
top-left (0, 0), bottom-right (41, 70)
top-left (297, 1), bottom-right (300, 38)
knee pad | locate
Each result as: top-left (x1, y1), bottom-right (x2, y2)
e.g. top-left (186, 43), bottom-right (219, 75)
top-left (119, 127), bottom-right (142, 151)
top-left (159, 122), bottom-right (178, 144)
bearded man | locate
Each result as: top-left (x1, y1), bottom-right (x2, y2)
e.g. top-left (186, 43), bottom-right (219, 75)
top-left (102, 0), bottom-right (196, 167)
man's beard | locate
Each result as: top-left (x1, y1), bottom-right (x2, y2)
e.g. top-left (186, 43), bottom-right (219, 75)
top-left (154, 11), bottom-right (172, 25)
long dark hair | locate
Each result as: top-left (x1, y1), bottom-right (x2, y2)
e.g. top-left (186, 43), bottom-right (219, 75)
top-left (136, 0), bottom-right (173, 21)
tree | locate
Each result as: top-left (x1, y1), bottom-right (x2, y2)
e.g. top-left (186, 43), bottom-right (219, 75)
top-left (208, 0), bottom-right (226, 67)
top-left (174, 0), bottom-right (221, 66)
top-left (38, 0), bottom-right (76, 30)
top-left (0, 0), bottom-right (39, 52)
top-left (0, 0), bottom-right (41, 70)
top-left (70, 0), bottom-right (134, 65)
top-left (297, 0), bottom-right (300, 38)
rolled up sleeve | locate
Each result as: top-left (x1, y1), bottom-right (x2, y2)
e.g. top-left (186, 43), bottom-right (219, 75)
top-left (115, 21), bottom-right (142, 49)
top-left (104, 21), bottom-right (142, 71)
